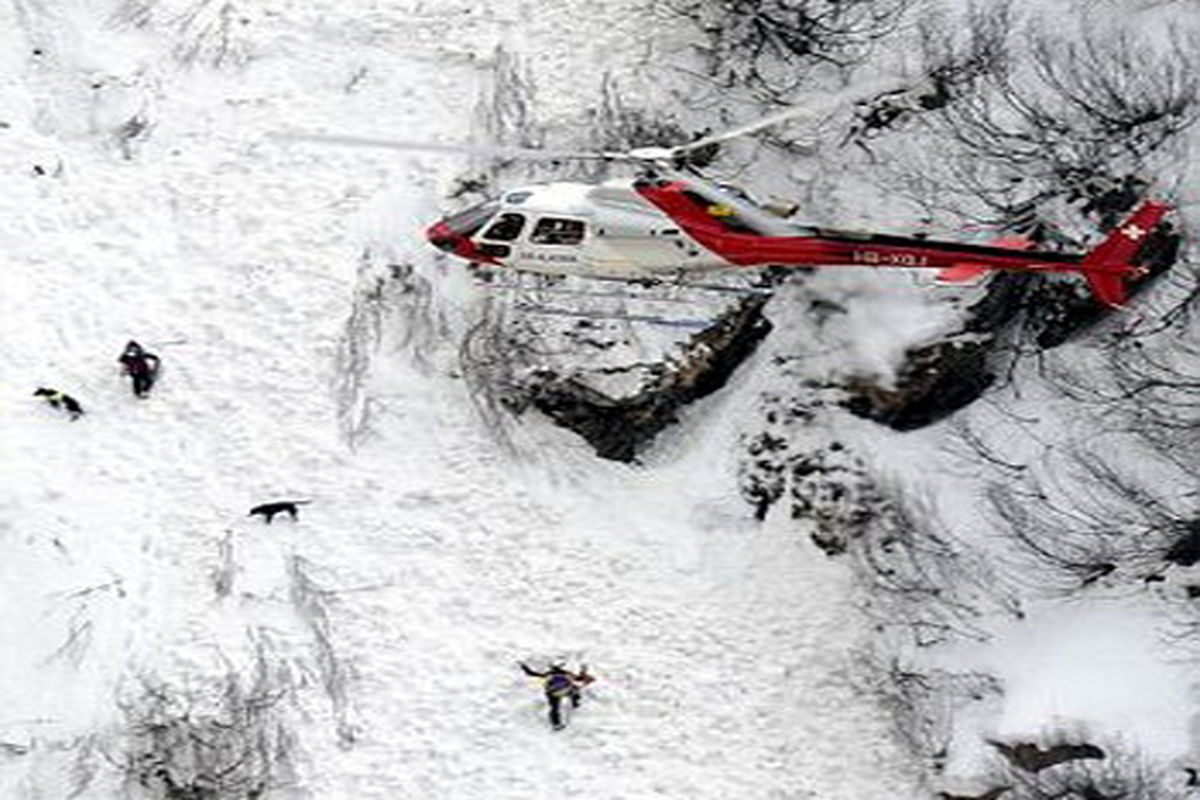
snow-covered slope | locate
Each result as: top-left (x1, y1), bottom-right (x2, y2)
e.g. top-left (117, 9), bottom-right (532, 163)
top-left (0, 1), bottom-right (921, 797)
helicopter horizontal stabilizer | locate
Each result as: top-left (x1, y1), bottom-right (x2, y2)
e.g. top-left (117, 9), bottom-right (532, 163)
top-left (989, 235), bottom-right (1035, 250)
top-left (936, 263), bottom-right (992, 284)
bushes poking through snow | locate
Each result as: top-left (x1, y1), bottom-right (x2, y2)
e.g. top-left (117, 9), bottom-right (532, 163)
top-left (212, 531), bottom-right (235, 599)
top-left (856, 654), bottom-right (1002, 776)
top-left (111, 1), bottom-right (255, 69)
top-left (738, 391), bottom-right (891, 551)
top-left (335, 254), bottom-right (433, 448)
top-left (288, 557), bottom-right (357, 749)
top-left (854, 499), bottom-right (1024, 646)
top-left (978, 427), bottom-right (1200, 591)
top-left (898, 9), bottom-right (1197, 227)
top-left (664, 0), bottom-right (913, 98)
top-left (585, 74), bottom-right (720, 168)
top-left (113, 649), bottom-right (296, 799)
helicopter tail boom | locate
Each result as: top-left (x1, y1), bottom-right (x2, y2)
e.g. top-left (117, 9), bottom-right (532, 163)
top-left (633, 177), bottom-right (1170, 308)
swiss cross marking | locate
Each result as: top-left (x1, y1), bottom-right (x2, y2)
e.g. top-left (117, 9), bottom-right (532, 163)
top-left (1122, 224), bottom-right (1147, 241)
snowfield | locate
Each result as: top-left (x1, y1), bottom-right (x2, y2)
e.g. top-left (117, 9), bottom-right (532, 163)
top-left (0, 1), bottom-right (923, 797)
top-left (4, 0), bottom-right (1200, 797)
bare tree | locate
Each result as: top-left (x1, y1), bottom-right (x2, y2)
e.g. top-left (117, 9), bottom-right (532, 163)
top-left (112, 1), bottom-right (255, 69)
top-left (914, 17), bottom-right (1197, 226)
top-left (335, 254), bottom-right (435, 448)
top-left (854, 652), bottom-right (1002, 774)
top-left (288, 557), bottom-right (358, 748)
top-left (113, 645), bottom-right (296, 799)
top-left (852, 498), bottom-right (1024, 646)
top-left (662, 0), bottom-right (912, 99)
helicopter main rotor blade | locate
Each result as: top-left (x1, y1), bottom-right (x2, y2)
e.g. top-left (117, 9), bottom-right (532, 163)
top-left (269, 131), bottom-right (624, 162)
top-left (671, 77), bottom-right (912, 155)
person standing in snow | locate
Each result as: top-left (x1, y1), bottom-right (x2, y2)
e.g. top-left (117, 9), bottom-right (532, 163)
top-left (118, 340), bottom-right (161, 398)
top-left (519, 661), bottom-right (594, 730)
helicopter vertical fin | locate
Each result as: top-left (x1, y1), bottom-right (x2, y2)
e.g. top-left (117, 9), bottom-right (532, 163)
top-left (1079, 200), bottom-right (1170, 308)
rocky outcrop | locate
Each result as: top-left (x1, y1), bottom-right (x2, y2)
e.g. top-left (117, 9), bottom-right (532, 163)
top-left (842, 333), bottom-right (996, 431)
top-left (527, 295), bottom-right (772, 461)
top-left (1165, 522), bottom-right (1200, 567)
top-left (988, 740), bottom-right (1106, 773)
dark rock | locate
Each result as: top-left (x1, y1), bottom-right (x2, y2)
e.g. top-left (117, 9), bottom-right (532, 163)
top-left (528, 296), bottom-right (772, 461)
top-left (937, 788), bottom-right (1011, 800)
top-left (842, 334), bottom-right (995, 431)
top-left (988, 740), bottom-right (1106, 773)
top-left (1165, 521), bottom-right (1200, 566)
top-left (1080, 563), bottom-right (1116, 585)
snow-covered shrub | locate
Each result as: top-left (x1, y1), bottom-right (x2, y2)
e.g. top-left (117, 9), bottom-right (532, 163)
top-left (111, 1), bottom-right (256, 69)
top-left (841, 2), bottom-right (1012, 153)
top-left (917, 17), bottom-right (1197, 225)
top-left (335, 253), bottom-right (433, 447)
top-left (854, 654), bottom-right (1002, 776)
top-left (982, 441), bottom-right (1200, 591)
top-left (662, 0), bottom-right (912, 99)
top-left (853, 499), bottom-right (1023, 646)
top-left (113, 655), bottom-right (296, 799)
top-left (474, 46), bottom-right (540, 157)
top-left (585, 74), bottom-right (719, 168)
top-left (1103, 286), bottom-right (1200, 460)
top-left (288, 557), bottom-right (358, 748)
top-left (737, 389), bottom-right (892, 545)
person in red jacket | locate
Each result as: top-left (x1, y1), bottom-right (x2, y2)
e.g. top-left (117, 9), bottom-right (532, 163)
top-left (519, 661), bottom-right (595, 730)
top-left (118, 340), bottom-right (161, 398)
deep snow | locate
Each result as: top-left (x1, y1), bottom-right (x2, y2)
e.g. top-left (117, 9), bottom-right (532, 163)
top-left (0, 1), bottom-right (923, 797)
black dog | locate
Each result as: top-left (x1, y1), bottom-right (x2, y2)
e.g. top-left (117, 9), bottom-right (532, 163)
top-left (248, 500), bottom-right (311, 524)
top-left (33, 388), bottom-right (84, 420)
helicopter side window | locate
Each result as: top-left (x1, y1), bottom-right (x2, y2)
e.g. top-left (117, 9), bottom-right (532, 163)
top-left (530, 217), bottom-right (585, 246)
top-left (482, 213), bottom-right (526, 242)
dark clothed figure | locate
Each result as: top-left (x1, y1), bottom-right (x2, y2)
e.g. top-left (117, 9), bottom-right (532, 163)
top-left (118, 340), bottom-right (161, 398)
top-left (519, 662), bottom-right (594, 730)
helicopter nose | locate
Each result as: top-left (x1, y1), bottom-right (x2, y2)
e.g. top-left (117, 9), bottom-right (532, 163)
top-left (426, 220), bottom-right (459, 253)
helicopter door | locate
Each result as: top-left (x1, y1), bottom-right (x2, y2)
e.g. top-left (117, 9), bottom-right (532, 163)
top-left (478, 212), bottom-right (527, 259)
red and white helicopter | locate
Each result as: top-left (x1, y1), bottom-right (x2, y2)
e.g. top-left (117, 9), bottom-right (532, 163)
top-left (282, 92), bottom-right (1170, 308)
top-left (426, 171), bottom-right (1167, 307)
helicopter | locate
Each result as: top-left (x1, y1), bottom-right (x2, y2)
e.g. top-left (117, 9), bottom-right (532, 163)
top-left (425, 173), bottom-right (1168, 307)
top-left (278, 87), bottom-right (1171, 308)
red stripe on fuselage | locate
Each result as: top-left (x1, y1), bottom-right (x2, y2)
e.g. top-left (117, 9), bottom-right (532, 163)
top-left (633, 179), bottom-right (1086, 275)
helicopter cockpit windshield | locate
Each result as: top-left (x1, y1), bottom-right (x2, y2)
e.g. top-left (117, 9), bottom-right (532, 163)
top-left (441, 201), bottom-right (499, 238)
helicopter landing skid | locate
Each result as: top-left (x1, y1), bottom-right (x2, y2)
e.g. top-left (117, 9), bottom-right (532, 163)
top-left (511, 303), bottom-right (714, 330)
